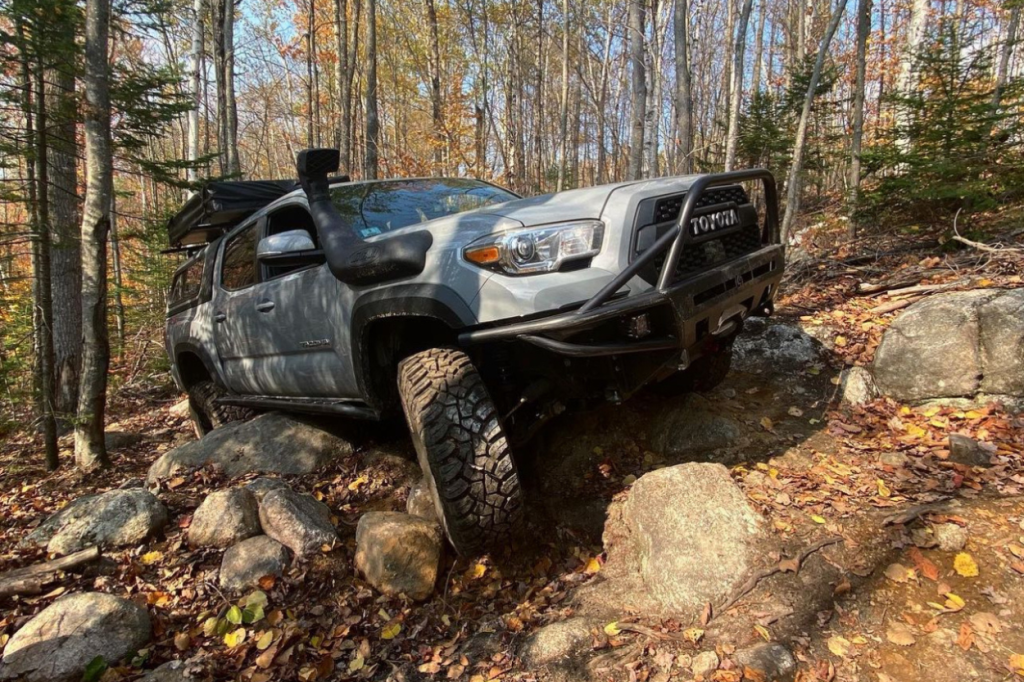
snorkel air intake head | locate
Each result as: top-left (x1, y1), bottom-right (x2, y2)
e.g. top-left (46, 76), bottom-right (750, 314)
top-left (296, 148), bottom-right (432, 285)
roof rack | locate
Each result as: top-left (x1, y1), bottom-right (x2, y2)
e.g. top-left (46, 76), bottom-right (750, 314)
top-left (167, 179), bottom-right (298, 247)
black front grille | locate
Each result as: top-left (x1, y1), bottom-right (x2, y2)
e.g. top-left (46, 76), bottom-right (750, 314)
top-left (632, 184), bottom-right (763, 286)
top-left (651, 186), bottom-right (749, 224)
top-left (648, 224), bottom-right (763, 283)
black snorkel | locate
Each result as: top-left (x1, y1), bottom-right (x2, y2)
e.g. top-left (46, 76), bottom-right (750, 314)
top-left (296, 148), bottom-right (433, 285)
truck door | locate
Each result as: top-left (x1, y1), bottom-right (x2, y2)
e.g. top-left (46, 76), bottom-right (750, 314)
top-left (212, 220), bottom-right (270, 395)
top-left (247, 203), bottom-right (355, 398)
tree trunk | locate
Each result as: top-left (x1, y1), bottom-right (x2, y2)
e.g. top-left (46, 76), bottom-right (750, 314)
top-left (188, 0), bottom-right (204, 183)
top-left (110, 193), bottom-right (125, 349)
top-left (895, 0), bottom-right (930, 145)
top-left (213, 0), bottom-right (227, 175)
top-left (18, 19), bottom-right (59, 470)
top-left (644, 0), bottom-right (662, 178)
top-left (752, 0), bottom-right (766, 94)
top-left (992, 6), bottom-right (1020, 109)
top-left (426, 0), bottom-right (444, 174)
top-left (306, 0), bottom-right (316, 148)
top-left (724, 0), bottom-right (754, 171)
top-left (780, 0), bottom-right (848, 242)
top-left (848, 0), bottom-right (871, 225)
top-left (673, 0), bottom-right (693, 173)
top-left (627, 0), bottom-right (646, 180)
top-left (223, 0), bottom-right (240, 175)
top-left (45, 10), bottom-right (82, 425)
top-left (334, 0), bottom-right (350, 169)
top-left (533, 0), bottom-right (545, 191)
top-left (556, 0), bottom-right (571, 190)
top-left (76, 0), bottom-right (113, 470)
top-left (364, 0), bottom-right (379, 179)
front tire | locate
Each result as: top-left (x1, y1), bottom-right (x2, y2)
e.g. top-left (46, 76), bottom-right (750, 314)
top-left (186, 380), bottom-right (255, 437)
top-left (397, 348), bottom-right (524, 556)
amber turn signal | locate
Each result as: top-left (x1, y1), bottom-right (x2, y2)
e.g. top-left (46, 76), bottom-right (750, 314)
top-left (464, 245), bottom-right (501, 265)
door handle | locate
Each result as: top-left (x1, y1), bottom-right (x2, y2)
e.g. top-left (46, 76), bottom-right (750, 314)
top-left (255, 300), bottom-right (275, 313)
top-left (213, 312), bottom-right (226, 323)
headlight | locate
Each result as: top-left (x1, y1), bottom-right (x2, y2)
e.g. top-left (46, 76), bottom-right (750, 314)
top-left (463, 220), bottom-right (605, 275)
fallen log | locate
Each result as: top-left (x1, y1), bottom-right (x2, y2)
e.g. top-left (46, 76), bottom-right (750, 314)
top-left (875, 281), bottom-right (967, 298)
top-left (0, 546), bottom-right (101, 597)
top-left (869, 296), bottom-right (925, 315)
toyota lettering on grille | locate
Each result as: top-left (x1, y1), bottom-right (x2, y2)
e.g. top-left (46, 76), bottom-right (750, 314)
top-left (690, 208), bottom-right (739, 237)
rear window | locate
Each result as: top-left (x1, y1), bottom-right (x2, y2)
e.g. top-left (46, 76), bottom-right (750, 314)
top-left (168, 250), bottom-right (206, 309)
top-left (330, 179), bottom-right (517, 238)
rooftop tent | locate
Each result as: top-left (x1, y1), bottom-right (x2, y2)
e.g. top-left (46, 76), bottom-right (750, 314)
top-left (167, 179), bottom-right (297, 247)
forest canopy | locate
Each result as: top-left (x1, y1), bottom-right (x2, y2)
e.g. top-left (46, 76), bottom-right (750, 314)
top-left (0, 0), bottom-right (1022, 466)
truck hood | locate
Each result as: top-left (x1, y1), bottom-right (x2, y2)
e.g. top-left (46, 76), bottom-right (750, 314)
top-left (365, 175), bottom-right (702, 247)
top-left (481, 175), bottom-right (703, 226)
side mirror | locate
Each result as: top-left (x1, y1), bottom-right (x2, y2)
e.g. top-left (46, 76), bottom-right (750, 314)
top-left (257, 230), bottom-right (319, 266)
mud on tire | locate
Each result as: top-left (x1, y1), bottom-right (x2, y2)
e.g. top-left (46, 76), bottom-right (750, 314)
top-left (397, 348), bottom-right (524, 556)
top-left (187, 380), bottom-right (255, 437)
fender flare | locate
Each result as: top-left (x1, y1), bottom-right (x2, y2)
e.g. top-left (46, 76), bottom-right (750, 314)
top-left (172, 341), bottom-right (225, 389)
top-left (350, 284), bottom-right (476, 403)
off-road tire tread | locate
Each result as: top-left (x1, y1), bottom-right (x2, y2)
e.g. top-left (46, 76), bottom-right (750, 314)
top-left (397, 348), bottom-right (523, 555)
top-left (187, 380), bottom-right (255, 434)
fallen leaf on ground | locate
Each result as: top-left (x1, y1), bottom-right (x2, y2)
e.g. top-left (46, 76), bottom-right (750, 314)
top-left (970, 612), bottom-right (1003, 635)
top-left (908, 547), bottom-right (939, 581)
top-left (957, 623), bottom-right (974, 651)
top-left (886, 623), bottom-right (916, 647)
top-left (954, 553), bottom-right (979, 577)
top-left (828, 635), bottom-right (851, 657)
top-left (884, 563), bottom-right (913, 583)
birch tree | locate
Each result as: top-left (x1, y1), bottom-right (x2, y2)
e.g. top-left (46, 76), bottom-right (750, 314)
top-left (76, 0), bottom-right (113, 469)
top-left (848, 0), bottom-right (871, 220)
top-left (724, 0), bottom-right (754, 171)
top-left (627, 0), bottom-right (646, 180)
top-left (780, 0), bottom-right (848, 242)
top-left (188, 0), bottom-right (203, 183)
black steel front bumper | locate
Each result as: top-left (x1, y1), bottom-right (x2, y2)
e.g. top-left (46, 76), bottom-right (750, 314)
top-left (458, 169), bottom-right (783, 360)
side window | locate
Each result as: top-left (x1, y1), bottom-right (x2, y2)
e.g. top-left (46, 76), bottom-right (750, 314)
top-left (262, 205), bottom-right (323, 281)
top-left (168, 250), bottom-right (205, 308)
top-left (220, 224), bottom-right (258, 290)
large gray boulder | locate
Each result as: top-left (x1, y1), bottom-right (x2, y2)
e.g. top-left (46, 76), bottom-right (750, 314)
top-left (873, 289), bottom-right (1024, 402)
top-left (733, 320), bottom-right (825, 374)
top-left (259, 488), bottom-right (337, 556)
top-left (650, 394), bottom-right (744, 457)
top-left (187, 488), bottom-right (261, 548)
top-left (355, 512), bottom-right (442, 601)
top-left (219, 535), bottom-right (291, 591)
top-left (602, 463), bottom-right (767, 615)
top-left (0, 592), bottom-right (151, 682)
top-left (147, 412), bottom-right (353, 482)
top-left (26, 488), bottom-right (168, 555)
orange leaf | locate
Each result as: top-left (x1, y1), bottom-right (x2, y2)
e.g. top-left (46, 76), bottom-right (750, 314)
top-left (908, 547), bottom-right (939, 581)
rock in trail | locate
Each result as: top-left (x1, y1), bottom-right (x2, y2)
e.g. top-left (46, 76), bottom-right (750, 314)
top-left (26, 488), bottom-right (168, 555)
top-left (0, 592), bottom-right (151, 682)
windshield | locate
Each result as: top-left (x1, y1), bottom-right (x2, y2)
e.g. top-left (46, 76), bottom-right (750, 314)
top-left (330, 179), bottom-right (517, 238)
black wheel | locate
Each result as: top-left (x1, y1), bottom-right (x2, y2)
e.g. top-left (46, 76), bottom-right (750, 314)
top-left (397, 348), bottom-right (524, 556)
top-left (652, 346), bottom-right (733, 396)
top-left (186, 380), bottom-right (255, 437)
